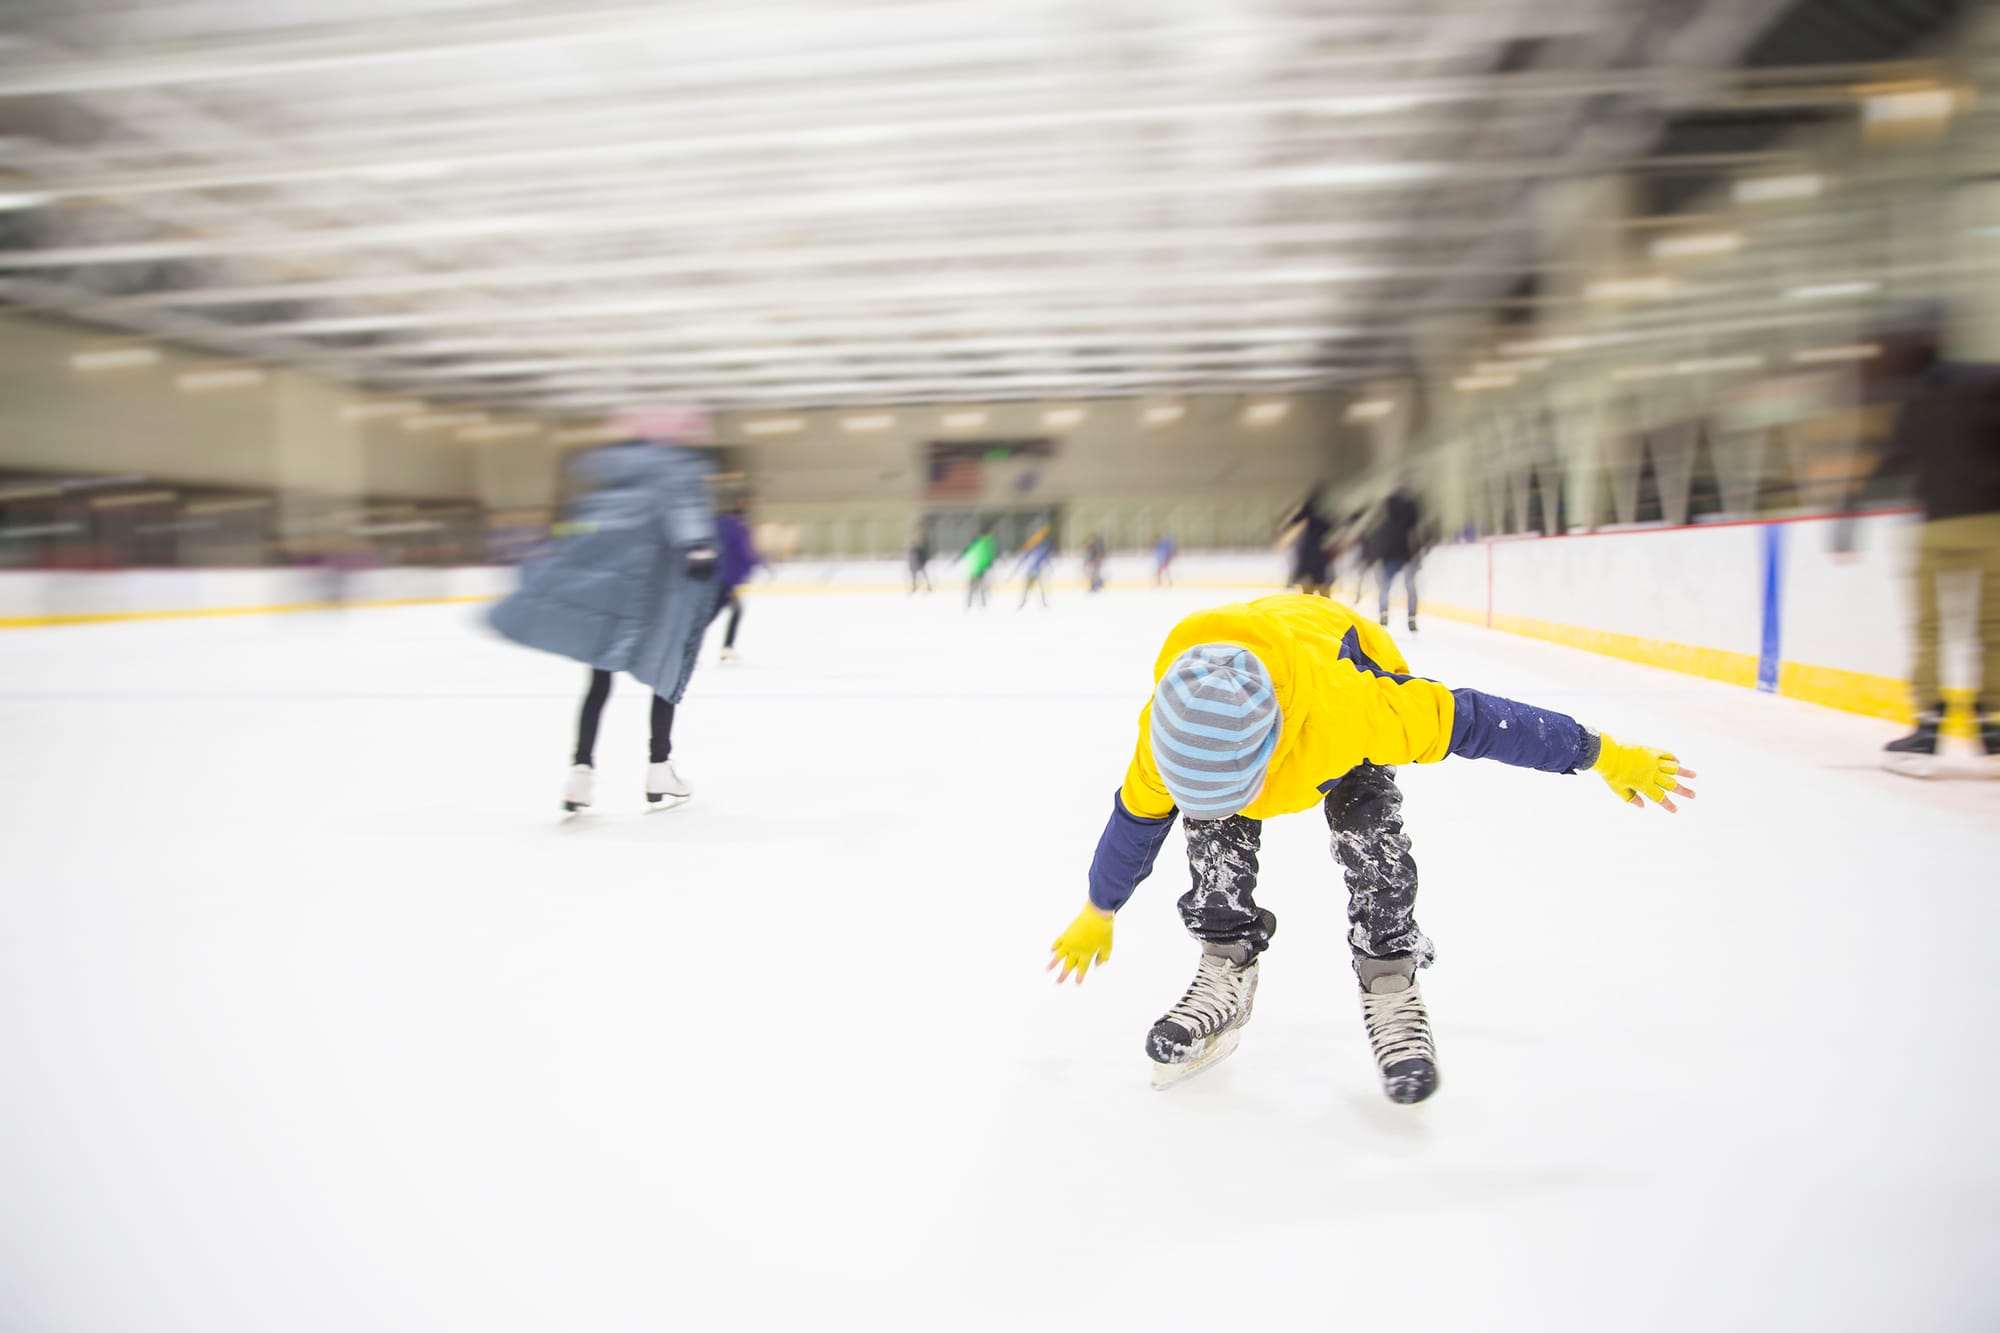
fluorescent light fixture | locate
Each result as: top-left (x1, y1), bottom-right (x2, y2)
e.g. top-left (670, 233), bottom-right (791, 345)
top-left (186, 497), bottom-right (274, 515)
top-left (0, 190), bottom-right (53, 210)
top-left (1786, 281), bottom-right (1879, 301)
top-left (404, 412), bottom-right (487, 431)
top-left (70, 346), bottom-right (160, 371)
top-left (0, 486), bottom-right (64, 502)
top-left (1864, 87), bottom-right (1957, 126)
top-left (1672, 356), bottom-right (1764, 376)
top-left (1649, 232), bottom-right (1743, 260)
top-left (1587, 276), bottom-right (1678, 301)
top-left (1612, 365), bottom-right (1672, 383)
top-left (88, 490), bottom-right (177, 510)
top-left (1498, 336), bottom-right (1590, 356)
top-left (941, 410), bottom-right (989, 430)
top-left (1734, 174), bottom-right (1822, 204)
top-left (1474, 359), bottom-right (1546, 376)
top-left (460, 423), bottom-right (540, 441)
top-left (176, 367), bottom-right (266, 392)
top-left (741, 417), bottom-right (806, 436)
top-left (1041, 407), bottom-right (1086, 429)
top-left (1453, 374), bottom-right (1516, 391)
top-left (1243, 401), bottom-right (1291, 425)
top-left (1345, 399), bottom-right (1395, 422)
top-left (841, 414), bottom-right (896, 433)
top-left (1792, 343), bottom-right (1881, 364)
top-left (340, 400), bottom-right (422, 421)
top-left (1142, 404), bottom-right (1186, 427)
top-left (552, 425), bottom-right (620, 445)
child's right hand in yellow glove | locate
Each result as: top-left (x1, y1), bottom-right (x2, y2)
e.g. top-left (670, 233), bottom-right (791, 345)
top-left (1592, 732), bottom-right (1696, 812)
top-left (1047, 902), bottom-right (1114, 985)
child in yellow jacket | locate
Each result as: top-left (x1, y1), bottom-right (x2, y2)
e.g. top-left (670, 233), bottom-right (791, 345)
top-left (1047, 594), bottom-right (1694, 1102)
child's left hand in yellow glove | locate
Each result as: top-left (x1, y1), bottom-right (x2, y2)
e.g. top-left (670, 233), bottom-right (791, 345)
top-left (1047, 902), bottom-right (1114, 985)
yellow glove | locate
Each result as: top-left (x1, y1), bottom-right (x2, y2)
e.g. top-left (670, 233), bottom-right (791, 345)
top-left (1592, 732), bottom-right (1696, 811)
top-left (1047, 902), bottom-right (1115, 985)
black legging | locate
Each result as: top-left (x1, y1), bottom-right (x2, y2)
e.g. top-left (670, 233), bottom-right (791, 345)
top-left (573, 668), bottom-right (674, 766)
top-left (722, 594), bottom-right (742, 648)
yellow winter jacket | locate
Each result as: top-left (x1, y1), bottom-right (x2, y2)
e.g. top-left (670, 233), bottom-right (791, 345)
top-left (1119, 595), bottom-right (1457, 821)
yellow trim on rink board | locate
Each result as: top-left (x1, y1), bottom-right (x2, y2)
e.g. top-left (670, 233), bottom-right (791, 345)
top-left (0, 580), bottom-right (1284, 628)
top-left (0, 594), bottom-right (497, 629)
top-left (1424, 599), bottom-right (1979, 737)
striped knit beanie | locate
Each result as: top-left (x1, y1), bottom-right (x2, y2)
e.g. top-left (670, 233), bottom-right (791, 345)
top-left (1150, 644), bottom-right (1281, 820)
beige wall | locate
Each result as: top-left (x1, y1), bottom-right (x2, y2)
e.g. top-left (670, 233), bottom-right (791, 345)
top-left (0, 312), bottom-right (481, 502)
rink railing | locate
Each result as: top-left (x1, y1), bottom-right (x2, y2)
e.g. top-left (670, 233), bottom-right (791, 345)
top-left (2, 530), bottom-right (1963, 733)
top-left (1416, 509), bottom-right (1978, 734)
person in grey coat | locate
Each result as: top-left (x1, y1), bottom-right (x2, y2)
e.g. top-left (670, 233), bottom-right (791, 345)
top-left (489, 434), bottom-right (719, 812)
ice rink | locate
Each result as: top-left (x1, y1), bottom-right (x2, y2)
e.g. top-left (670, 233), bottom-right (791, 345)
top-left (2, 574), bottom-right (1996, 1333)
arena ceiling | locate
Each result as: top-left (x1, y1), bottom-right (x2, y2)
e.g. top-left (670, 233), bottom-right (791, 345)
top-left (0, 0), bottom-right (1961, 413)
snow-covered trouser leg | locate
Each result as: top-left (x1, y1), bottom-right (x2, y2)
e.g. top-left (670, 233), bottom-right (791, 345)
top-left (1323, 763), bottom-right (1433, 973)
top-left (1176, 814), bottom-right (1277, 958)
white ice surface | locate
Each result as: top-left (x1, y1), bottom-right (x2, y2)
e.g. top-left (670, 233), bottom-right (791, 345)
top-left (1, 584), bottom-right (1995, 1333)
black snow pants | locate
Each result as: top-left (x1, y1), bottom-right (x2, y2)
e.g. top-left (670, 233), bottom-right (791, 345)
top-left (1177, 762), bottom-right (1433, 973)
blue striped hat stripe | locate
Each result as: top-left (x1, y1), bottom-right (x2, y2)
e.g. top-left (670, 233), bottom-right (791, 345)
top-left (1149, 643), bottom-right (1280, 818)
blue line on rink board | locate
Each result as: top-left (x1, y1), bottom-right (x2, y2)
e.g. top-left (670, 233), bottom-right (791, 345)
top-left (1757, 523), bottom-right (1785, 693)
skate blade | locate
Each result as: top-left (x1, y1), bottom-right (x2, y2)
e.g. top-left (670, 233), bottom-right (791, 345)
top-left (644, 794), bottom-right (691, 813)
top-left (1149, 1028), bottom-right (1242, 1090)
top-left (1883, 752), bottom-right (1936, 779)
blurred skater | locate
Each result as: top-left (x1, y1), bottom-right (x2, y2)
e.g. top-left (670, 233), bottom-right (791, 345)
top-left (1016, 523), bottom-right (1055, 609)
top-left (1047, 593), bottom-right (1695, 1103)
top-left (488, 410), bottom-right (719, 812)
top-left (712, 501), bottom-right (766, 664)
top-left (909, 524), bottom-right (933, 593)
top-left (1369, 484), bottom-right (1426, 631)
top-left (1083, 532), bottom-right (1107, 593)
top-left (1153, 532), bottom-right (1177, 587)
top-left (1279, 485), bottom-right (1335, 596)
top-left (963, 524), bottom-right (997, 609)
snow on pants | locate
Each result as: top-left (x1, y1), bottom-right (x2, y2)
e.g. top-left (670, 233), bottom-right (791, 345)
top-left (1176, 762), bottom-right (1434, 973)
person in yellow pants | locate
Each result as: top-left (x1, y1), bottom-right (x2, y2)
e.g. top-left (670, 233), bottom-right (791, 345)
top-left (1046, 594), bottom-right (1694, 1103)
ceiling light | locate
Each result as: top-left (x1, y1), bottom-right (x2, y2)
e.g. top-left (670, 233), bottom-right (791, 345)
top-left (1671, 356), bottom-right (1764, 376)
top-left (741, 417), bottom-right (805, 436)
top-left (1649, 232), bottom-right (1743, 260)
top-left (841, 414), bottom-right (896, 433)
top-left (942, 410), bottom-right (989, 430)
top-left (1612, 365), bottom-right (1672, 383)
top-left (1498, 336), bottom-right (1590, 357)
top-left (185, 497), bottom-right (274, 515)
top-left (1473, 359), bottom-right (1546, 376)
top-left (70, 346), bottom-right (160, 372)
top-left (1734, 174), bottom-right (1822, 204)
top-left (1453, 375), bottom-right (1517, 392)
top-left (1143, 404), bottom-right (1186, 427)
top-left (1345, 400), bottom-right (1395, 422)
top-left (460, 423), bottom-right (541, 442)
top-left (1863, 87), bottom-right (1958, 126)
top-left (552, 425), bottom-right (620, 445)
top-left (176, 368), bottom-right (266, 392)
top-left (404, 412), bottom-right (487, 432)
top-left (1244, 401), bottom-right (1291, 425)
top-left (0, 190), bottom-right (53, 211)
top-left (1785, 281), bottom-right (1879, 301)
top-left (1587, 276), bottom-right (1679, 301)
top-left (340, 400), bottom-right (422, 422)
top-left (1041, 408), bottom-right (1086, 429)
top-left (1791, 344), bottom-right (1880, 364)
top-left (88, 491), bottom-right (177, 510)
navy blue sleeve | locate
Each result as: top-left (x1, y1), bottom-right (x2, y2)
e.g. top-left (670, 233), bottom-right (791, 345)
top-left (1086, 791), bottom-right (1178, 913)
top-left (1448, 689), bottom-right (1602, 774)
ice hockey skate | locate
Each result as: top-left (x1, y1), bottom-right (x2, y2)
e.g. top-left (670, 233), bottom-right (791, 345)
top-left (1357, 954), bottom-right (1438, 1105)
top-left (1883, 707), bottom-right (1943, 779)
top-left (645, 760), bottom-right (692, 809)
top-left (1147, 942), bottom-right (1260, 1089)
top-left (561, 763), bottom-right (595, 814)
